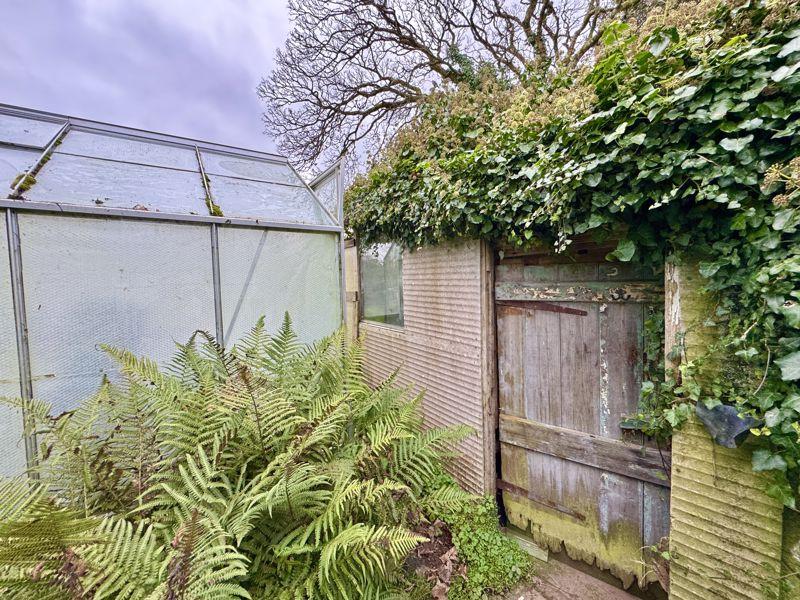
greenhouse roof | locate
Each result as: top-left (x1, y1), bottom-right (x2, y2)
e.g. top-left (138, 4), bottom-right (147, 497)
top-left (0, 104), bottom-right (340, 231)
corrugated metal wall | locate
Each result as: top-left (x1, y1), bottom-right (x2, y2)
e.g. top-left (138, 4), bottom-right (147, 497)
top-left (359, 240), bottom-right (495, 494)
top-left (670, 417), bottom-right (784, 600)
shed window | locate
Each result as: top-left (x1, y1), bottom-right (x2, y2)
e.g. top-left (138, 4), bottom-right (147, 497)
top-left (361, 243), bottom-right (403, 326)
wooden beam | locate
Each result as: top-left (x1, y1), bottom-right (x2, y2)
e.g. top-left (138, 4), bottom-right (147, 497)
top-left (499, 414), bottom-right (671, 487)
top-left (496, 281), bottom-right (664, 304)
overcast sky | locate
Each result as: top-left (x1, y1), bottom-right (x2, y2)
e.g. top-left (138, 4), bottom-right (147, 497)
top-left (0, 0), bottom-right (290, 153)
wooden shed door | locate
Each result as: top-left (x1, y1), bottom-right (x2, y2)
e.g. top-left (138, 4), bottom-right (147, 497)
top-left (495, 255), bottom-right (670, 589)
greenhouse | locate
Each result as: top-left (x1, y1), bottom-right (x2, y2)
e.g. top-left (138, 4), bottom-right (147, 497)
top-left (0, 103), bottom-right (344, 477)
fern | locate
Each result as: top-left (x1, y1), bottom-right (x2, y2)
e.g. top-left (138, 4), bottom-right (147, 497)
top-left (0, 318), bottom-right (475, 599)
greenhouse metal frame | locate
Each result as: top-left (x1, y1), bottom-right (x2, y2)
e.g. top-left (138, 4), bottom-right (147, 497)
top-left (0, 103), bottom-right (345, 475)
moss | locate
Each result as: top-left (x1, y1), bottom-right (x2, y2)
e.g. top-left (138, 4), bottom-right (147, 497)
top-left (10, 172), bottom-right (36, 197)
top-left (207, 194), bottom-right (224, 217)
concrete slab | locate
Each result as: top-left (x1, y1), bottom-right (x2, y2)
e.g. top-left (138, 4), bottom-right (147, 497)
top-left (506, 557), bottom-right (643, 600)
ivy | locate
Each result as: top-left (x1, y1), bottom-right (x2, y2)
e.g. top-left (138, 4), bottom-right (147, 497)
top-left (346, 1), bottom-right (800, 506)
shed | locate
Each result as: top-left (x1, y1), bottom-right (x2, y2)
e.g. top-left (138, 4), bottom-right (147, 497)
top-left (0, 104), bottom-right (345, 477)
top-left (346, 237), bottom-right (800, 598)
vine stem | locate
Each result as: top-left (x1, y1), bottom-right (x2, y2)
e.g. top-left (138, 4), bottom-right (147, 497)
top-left (752, 344), bottom-right (771, 398)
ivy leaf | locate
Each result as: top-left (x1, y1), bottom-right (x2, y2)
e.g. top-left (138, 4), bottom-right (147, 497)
top-left (607, 239), bottom-right (636, 262)
top-left (772, 60), bottom-right (800, 82)
top-left (585, 172), bottom-right (602, 187)
top-left (765, 480), bottom-right (796, 509)
top-left (752, 449), bottom-right (788, 472)
top-left (648, 29), bottom-right (676, 56)
top-left (719, 135), bottom-right (753, 152)
top-left (778, 36), bottom-right (800, 58)
top-left (709, 98), bottom-right (733, 121)
top-left (780, 303), bottom-right (800, 328)
top-left (628, 133), bottom-right (646, 145)
top-left (773, 208), bottom-right (797, 231)
top-left (698, 261), bottom-right (721, 277)
top-left (776, 350), bottom-right (800, 380)
top-left (671, 85), bottom-right (698, 101)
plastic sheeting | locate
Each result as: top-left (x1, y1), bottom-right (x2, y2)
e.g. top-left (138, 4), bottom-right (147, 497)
top-left (218, 227), bottom-right (341, 346)
top-left (19, 214), bottom-right (216, 413)
top-left (27, 153), bottom-right (208, 214)
top-left (0, 114), bottom-right (63, 148)
top-left (0, 211), bottom-right (26, 476)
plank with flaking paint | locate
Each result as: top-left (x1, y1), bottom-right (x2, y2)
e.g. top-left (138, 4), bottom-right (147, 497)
top-left (496, 281), bottom-right (664, 304)
top-left (499, 415), bottom-right (671, 488)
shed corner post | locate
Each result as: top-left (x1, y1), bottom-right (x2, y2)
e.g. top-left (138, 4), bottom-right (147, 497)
top-left (343, 238), bottom-right (360, 343)
top-left (665, 258), bottom-right (788, 600)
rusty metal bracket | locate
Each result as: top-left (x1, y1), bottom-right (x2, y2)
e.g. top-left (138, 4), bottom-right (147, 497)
top-left (496, 299), bottom-right (588, 316)
top-left (497, 479), bottom-right (586, 522)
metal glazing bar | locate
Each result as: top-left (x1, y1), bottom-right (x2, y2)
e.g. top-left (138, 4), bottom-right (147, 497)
top-left (5, 209), bottom-right (36, 470)
top-left (0, 199), bottom-right (343, 233)
top-left (195, 145), bottom-right (213, 214)
top-left (210, 224), bottom-right (225, 345)
top-left (197, 146), bottom-right (225, 344)
top-left (9, 120), bottom-right (70, 197)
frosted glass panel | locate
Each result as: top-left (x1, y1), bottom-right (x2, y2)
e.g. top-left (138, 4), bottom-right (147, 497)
top-left (19, 214), bottom-right (216, 413)
top-left (311, 172), bottom-right (339, 223)
top-left (0, 146), bottom-right (39, 191)
top-left (210, 175), bottom-right (332, 224)
top-left (201, 151), bottom-right (301, 185)
top-left (27, 153), bottom-right (208, 214)
top-left (60, 131), bottom-right (198, 170)
top-left (0, 210), bottom-right (26, 476)
top-left (0, 114), bottom-right (63, 148)
top-left (219, 227), bottom-right (341, 346)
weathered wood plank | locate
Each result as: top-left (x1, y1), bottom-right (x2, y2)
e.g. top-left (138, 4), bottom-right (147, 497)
top-left (524, 308), bottom-right (562, 426)
top-left (601, 303), bottom-right (643, 441)
top-left (496, 281), bottom-right (664, 303)
top-left (499, 414), bottom-right (671, 487)
top-left (496, 305), bottom-right (525, 417)
top-left (560, 302), bottom-right (600, 435)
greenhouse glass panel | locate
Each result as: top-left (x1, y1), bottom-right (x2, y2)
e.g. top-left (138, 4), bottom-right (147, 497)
top-left (200, 150), bottom-right (301, 185)
top-left (27, 153), bottom-right (208, 214)
top-left (218, 227), bottom-right (341, 346)
top-left (0, 113), bottom-right (63, 148)
top-left (59, 130), bottom-right (199, 170)
top-left (208, 175), bottom-right (332, 224)
top-left (19, 214), bottom-right (216, 413)
top-left (0, 146), bottom-right (39, 191)
top-left (311, 172), bottom-right (339, 222)
top-left (0, 211), bottom-right (26, 476)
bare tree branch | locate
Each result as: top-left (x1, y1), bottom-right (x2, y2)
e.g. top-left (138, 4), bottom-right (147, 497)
top-left (260, 0), bottom-right (644, 172)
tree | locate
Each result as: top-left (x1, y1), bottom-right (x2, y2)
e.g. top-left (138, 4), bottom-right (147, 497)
top-left (259, 0), bottom-right (644, 171)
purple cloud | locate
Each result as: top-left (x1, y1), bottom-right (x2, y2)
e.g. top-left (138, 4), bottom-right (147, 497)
top-left (0, 0), bottom-right (289, 152)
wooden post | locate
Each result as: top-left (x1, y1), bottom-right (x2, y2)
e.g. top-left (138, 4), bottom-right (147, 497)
top-left (344, 239), bottom-right (360, 342)
top-left (665, 260), bottom-right (786, 600)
